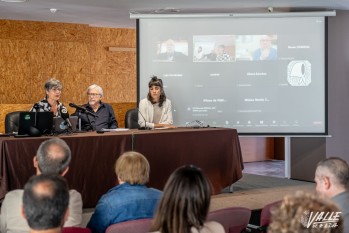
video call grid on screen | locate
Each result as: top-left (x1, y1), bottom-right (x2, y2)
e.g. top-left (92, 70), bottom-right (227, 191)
top-left (137, 17), bottom-right (327, 135)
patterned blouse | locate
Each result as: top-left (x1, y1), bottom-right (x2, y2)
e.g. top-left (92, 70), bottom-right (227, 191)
top-left (30, 98), bottom-right (68, 117)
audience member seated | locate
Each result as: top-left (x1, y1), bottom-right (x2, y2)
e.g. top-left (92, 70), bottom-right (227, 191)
top-left (87, 151), bottom-right (162, 233)
top-left (268, 191), bottom-right (342, 233)
top-left (0, 138), bottom-right (83, 233)
top-left (22, 174), bottom-right (69, 233)
top-left (149, 165), bottom-right (225, 233)
top-left (315, 157), bottom-right (349, 233)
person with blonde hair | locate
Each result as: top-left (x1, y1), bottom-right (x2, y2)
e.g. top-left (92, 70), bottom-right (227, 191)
top-left (150, 165), bottom-right (224, 233)
top-left (268, 191), bottom-right (342, 233)
top-left (87, 151), bottom-right (162, 233)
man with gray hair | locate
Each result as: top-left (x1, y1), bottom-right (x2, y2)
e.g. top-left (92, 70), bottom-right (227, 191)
top-left (22, 174), bottom-right (70, 233)
top-left (0, 138), bottom-right (82, 233)
top-left (73, 84), bottom-right (118, 131)
top-left (315, 157), bottom-right (349, 232)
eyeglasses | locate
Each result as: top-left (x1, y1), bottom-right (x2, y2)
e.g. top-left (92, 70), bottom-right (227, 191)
top-left (51, 87), bottom-right (62, 92)
top-left (87, 93), bottom-right (101, 97)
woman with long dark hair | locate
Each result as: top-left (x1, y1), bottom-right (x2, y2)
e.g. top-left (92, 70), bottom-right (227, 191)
top-left (138, 76), bottom-right (174, 129)
top-left (150, 165), bottom-right (224, 233)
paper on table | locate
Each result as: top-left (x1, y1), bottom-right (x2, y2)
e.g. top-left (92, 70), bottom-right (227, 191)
top-left (101, 128), bottom-right (130, 132)
top-left (154, 127), bottom-right (170, 130)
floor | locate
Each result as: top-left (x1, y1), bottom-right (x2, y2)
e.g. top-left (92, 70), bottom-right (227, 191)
top-left (243, 160), bottom-right (285, 178)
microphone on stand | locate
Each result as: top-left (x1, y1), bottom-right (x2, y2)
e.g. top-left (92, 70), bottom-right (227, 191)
top-left (60, 106), bottom-right (72, 130)
top-left (137, 108), bottom-right (152, 130)
top-left (69, 103), bottom-right (98, 117)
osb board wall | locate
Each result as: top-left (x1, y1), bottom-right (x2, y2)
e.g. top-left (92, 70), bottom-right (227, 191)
top-left (0, 20), bottom-right (136, 105)
top-left (0, 102), bottom-right (137, 133)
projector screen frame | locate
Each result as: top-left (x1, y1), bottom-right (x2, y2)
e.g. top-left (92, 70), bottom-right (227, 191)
top-left (136, 16), bottom-right (329, 136)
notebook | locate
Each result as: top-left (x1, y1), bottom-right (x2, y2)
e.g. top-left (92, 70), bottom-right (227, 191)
top-left (53, 116), bottom-right (78, 133)
top-left (18, 112), bottom-right (54, 136)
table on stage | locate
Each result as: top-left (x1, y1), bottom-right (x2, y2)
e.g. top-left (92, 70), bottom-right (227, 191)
top-left (0, 127), bottom-right (243, 208)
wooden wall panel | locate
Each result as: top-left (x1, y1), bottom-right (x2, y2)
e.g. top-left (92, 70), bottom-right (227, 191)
top-left (0, 20), bottom-right (136, 105)
top-left (0, 73), bottom-right (4, 99)
top-left (90, 44), bottom-right (108, 75)
top-left (59, 73), bottom-right (91, 104)
top-left (108, 28), bottom-right (136, 47)
top-left (0, 20), bottom-right (137, 133)
top-left (0, 21), bottom-right (11, 39)
top-left (239, 137), bottom-right (275, 162)
top-left (7, 21), bottom-right (90, 42)
top-left (56, 41), bottom-right (90, 74)
top-left (28, 41), bottom-right (56, 74)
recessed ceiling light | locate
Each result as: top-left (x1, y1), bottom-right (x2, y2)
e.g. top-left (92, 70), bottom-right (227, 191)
top-left (50, 8), bottom-right (57, 13)
top-left (1, 0), bottom-right (27, 2)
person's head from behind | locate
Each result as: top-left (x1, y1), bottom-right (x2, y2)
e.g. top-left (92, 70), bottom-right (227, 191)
top-left (147, 76), bottom-right (166, 107)
top-left (34, 138), bottom-right (71, 176)
top-left (22, 174), bottom-right (69, 231)
top-left (115, 151), bottom-right (150, 185)
top-left (315, 157), bottom-right (349, 198)
top-left (151, 165), bottom-right (212, 233)
top-left (268, 191), bottom-right (342, 233)
top-left (44, 78), bottom-right (63, 101)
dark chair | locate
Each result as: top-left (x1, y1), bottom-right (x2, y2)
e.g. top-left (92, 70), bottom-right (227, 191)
top-left (124, 108), bottom-right (139, 129)
top-left (5, 111), bottom-right (22, 133)
top-left (62, 227), bottom-right (91, 233)
top-left (247, 200), bottom-right (282, 233)
top-left (105, 218), bottom-right (152, 233)
top-left (207, 207), bottom-right (251, 233)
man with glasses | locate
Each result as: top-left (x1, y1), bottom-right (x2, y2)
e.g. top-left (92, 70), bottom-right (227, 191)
top-left (73, 84), bottom-right (118, 131)
top-left (315, 157), bottom-right (349, 232)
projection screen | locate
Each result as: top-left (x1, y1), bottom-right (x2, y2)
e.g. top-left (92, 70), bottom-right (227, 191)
top-left (137, 16), bottom-right (327, 135)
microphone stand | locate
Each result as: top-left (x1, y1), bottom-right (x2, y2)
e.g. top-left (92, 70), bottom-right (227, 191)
top-left (78, 110), bottom-right (82, 131)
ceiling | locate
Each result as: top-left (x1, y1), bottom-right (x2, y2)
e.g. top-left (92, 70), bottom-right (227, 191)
top-left (0, 0), bottom-right (348, 28)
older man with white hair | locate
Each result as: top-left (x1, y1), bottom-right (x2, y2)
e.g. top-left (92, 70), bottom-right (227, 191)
top-left (73, 84), bottom-right (118, 131)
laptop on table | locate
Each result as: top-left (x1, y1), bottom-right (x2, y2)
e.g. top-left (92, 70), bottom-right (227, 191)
top-left (18, 112), bottom-right (54, 137)
top-left (53, 116), bottom-right (78, 133)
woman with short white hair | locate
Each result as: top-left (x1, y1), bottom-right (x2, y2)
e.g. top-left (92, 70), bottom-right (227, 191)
top-left (30, 78), bottom-right (68, 117)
